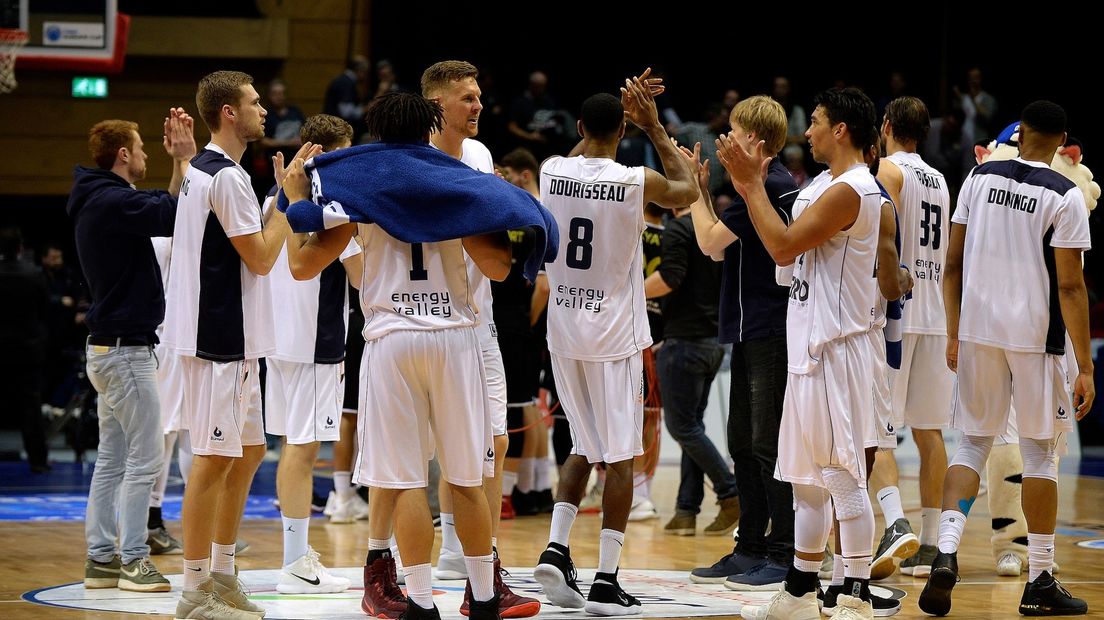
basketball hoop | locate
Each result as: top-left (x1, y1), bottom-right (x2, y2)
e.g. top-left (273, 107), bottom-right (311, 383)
top-left (0, 28), bottom-right (28, 94)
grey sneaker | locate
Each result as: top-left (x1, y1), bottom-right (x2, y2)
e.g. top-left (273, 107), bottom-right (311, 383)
top-left (234, 539), bottom-right (250, 555)
top-left (901, 543), bottom-right (938, 577)
top-left (211, 571), bottom-right (266, 617)
top-left (119, 557), bottom-right (170, 592)
top-left (148, 526), bottom-right (183, 555)
top-left (84, 555), bottom-right (121, 589)
top-left (870, 518), bottom-right (919, 580)
top-left (176, 582), bottom-right (262, 620)
top-left (664, 511), bottom-right (696, 536)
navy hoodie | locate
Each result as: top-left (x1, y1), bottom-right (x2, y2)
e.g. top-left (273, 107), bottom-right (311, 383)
top-left (66, 166), bottom-right (176, 340)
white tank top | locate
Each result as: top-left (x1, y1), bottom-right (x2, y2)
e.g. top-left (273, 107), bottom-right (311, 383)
top-left (886, 151), bottom-right (950, 335)
top-left (357, 223), bottom-right (477, 342)
top-left (787, 166), bottom-right (882, 374)
top-left (540, 155), bottom-right (651, 361)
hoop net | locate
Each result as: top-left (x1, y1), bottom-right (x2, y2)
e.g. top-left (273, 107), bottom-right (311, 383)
top-left (0, 29), bottom-right (28, 94)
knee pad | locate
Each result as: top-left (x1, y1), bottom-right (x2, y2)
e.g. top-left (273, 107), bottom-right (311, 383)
top-left (950, 434), bottom-right (994, 476)
top-left (1020, 437), bottom-right (1059, 482)
top-left (822, 467), bottom-right (865, 521)
top-left (792, 484), bottom-right (833, 554)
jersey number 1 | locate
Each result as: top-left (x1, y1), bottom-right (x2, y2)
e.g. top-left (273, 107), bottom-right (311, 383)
top-left (566, 217), bottom-right (594, 270)
top-left (409, 243), bottom-right (428, 281)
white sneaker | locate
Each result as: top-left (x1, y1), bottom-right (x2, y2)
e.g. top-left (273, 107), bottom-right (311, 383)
top-left (997, 552), bottom-right (1023, 576)
top-left (276, 548), bottom-right (350, 594)
top-left (329, 494), bottom-right (355, 524)
top-left (627, 499), bottom-right (659, 522)
top-left (579, 483), bottom-right (604, 512)
top-left (833, 594), bottom-right (874, 620)
top-left (175, 588), bottom-right (260, 620)
top-left (322, 491), bottom-right (338, 517)
top-left (350, 492), bottom-right (370, 520)
top-left (739, 589), bottom-right (820, 620)
top-left (434, 547), bottom-right (467, 580)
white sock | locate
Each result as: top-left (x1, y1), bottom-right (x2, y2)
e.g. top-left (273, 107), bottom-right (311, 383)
top-left (937, 510), bottom-right (967, 554)
top-left (390, 535), bottom-right (402, 567)
top-left (794, 556), bottom-right (821, 574)
top-left (334, 471), bottom-right (354, 500)
top-left (183, 557), bottom-right (209, 591)
top-left (465, 554), bottom-right (495, 601)
top-left (491, 537), bottom-right (497, 551)
top-left (403, 563), bottom-right (434, 610)
top-left (597, 529), bottom-right (625, 575)
top-left (281, 516), bottom-right (310, 566)
top-left (832, 554), bottom-right (845, 585)
top-left (518, 459), bottom-right (534, 493)
top-left (632, 472), bottom-right (650, 504)
top-left (440, 513), bottom-right (461, 554)
top-left (535, 458), bottom-right (552, 491)
top-left (549, 502), bottom-right (578, 547)
top-left (369, 538), bottom-right (390, 551)
top-left (876, 486), bottom-right (906, 525)
top-left (843, 555), bottom-right (872, 580)
top-left (920, 507), bottom-right (940, 546)
top-left (1027, 533), bottom-right (1055, 582)
top-left (210, 542), bottom-right (236, 575)
top-left (502, 470), bottom-right (518, 496)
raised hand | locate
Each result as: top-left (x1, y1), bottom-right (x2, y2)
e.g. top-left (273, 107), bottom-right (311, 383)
top-left (282, 158), bottom-right (311, 203)
top-left (637, 66), bottom-right (665, 97)
top-left (675, 140), bottom-right (709, 197)
top-left (716, 132), bottom-right (769, 198)
top-left (620, 74), bottom-right (660, 131)
top-left (163, 107), bottom-right (197, 161)
top-left (274, 141), bottom-right (320, 188)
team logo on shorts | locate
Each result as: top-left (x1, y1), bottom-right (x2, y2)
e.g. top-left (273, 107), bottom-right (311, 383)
top-left (887, 423), bottom-right (894, 435)
top-left (1057, 406), bottom-right (1067, 420)
top-left (485, 448), bottom-right (495, 461)
top-left (325, 416), bottom-right (335, 428)
top-left (212, 427), bottom-right (224, 441)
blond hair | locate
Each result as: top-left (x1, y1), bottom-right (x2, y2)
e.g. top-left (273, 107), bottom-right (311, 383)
top-left (729, 95), bottom-right (788, 157)
top-left (420, 60), bottom-right (478, 98)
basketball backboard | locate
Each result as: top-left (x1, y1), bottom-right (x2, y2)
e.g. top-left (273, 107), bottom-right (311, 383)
top-left (2, 0), bottom-right (127, 72)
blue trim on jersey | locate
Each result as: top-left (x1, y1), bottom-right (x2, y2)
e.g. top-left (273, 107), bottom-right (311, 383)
top-left (314, 259), bottom-right (348, 363)
top-left (973, 159), bottom-right (1076, 195)
top-left (1042, 226), bottom-right (1067, 356)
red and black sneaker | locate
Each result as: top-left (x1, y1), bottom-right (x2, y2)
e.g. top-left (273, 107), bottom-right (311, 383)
top-left (362, 553), bottom-right (408, 619)
top-left (460, 558), bottom-right (541, 618)
top-left (501, 496), bottom-right (516, 521)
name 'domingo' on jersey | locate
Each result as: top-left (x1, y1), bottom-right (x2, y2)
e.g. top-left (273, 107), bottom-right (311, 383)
top-left (546, 179), bottom-right (628, 202)
top-left (988, 188), bottom-right (1038, 213)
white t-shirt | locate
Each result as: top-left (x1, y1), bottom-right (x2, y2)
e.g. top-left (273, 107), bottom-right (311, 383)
top-left (955, 157), bottom-right (1091, 353)
top-left (886, 151), bottom-right (951, 335)
top-left (357, 222), bottom-right (478, 343)
top-left (162, 143), bottom-right (275, 361)
top-left (540, 155), bottom-right (651, 361)
top-left (263, 195), bottom-right (362, 364)
top-left (456, 138), bottom-right (498, 344)
top-left (787, 166), bottom-right (882, 374)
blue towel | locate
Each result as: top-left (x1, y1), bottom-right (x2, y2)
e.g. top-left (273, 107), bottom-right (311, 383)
top-left (282, 142), bottom-right (558, 281)
top-left (877, 180), bottom-right (909, 370)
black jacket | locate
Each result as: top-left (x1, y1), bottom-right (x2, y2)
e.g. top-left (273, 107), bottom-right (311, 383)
top-left (66, 166), bottom-right (176, 340)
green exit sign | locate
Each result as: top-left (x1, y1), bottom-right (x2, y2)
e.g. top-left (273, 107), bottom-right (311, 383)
top-left (72, 77), bottom-right (108, 98)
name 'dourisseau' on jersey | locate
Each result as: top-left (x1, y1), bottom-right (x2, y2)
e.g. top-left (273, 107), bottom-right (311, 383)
top-left (555, 284), bottom-right (605, 313)
top-left (988, 188), bottom-right (1037, 213)
top-left (546, 178), bottom-right (628, 202)
top-left (391, 290), bottom-right (452, 317)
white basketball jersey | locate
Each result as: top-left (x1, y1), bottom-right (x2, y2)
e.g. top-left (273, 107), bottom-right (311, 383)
top-left (787, 166), bottom-right (882, 374)
top-left (540, 155), bottom-right (651, 361)
top-left (887, 151), bottom-right (951, 334)
top-left (955, 157), bottom-right (1090, 354)
top-left (357, 223), bottom-right (478, 343)
top-left (457, 138), bottom-right (498, 343)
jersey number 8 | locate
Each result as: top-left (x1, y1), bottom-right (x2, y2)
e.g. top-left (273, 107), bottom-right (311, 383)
top-left (566, 217), bottom-right (594, 270)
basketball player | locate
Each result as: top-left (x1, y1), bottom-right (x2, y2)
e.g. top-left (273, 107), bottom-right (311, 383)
top-left (721, 88), bottom-right (884, 620)
top-left (867, 96), bottom-right (951, 580)
top-left (280, 92), bottom-right (515, 620)
top-left (73, 109), bottom-right (193, 594)
top-left (919, 100), bottom-right (1093, 617)
top-left (532, 72), bottom-right (697, 616)
top-left (422, 59), bottom-right (540, 618)
top-left (263, 114), bottom-right (361, 595)
top-left (164, 70), bottom-right (317, 619)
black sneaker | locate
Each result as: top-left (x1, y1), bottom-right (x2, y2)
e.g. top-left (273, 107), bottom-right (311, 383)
top-left (311, 492), bottom-right (327, 513)
top-left (1019, 571), bottom-right (1088, 616)
top-left (466, 592), bottom-right (502, 620)
top-left (532, 542), bottom-right (585, 608)
top-left (535, 489), bottom-right (556, 513)
top-left (689, 550), bottom-right (764, 584)
top-left (400, 599), bottom-right (441, 620)
top-left (918, 551), bottom-right (959, 616)
top-left (511, 488), bottom-right (539, 516)
top-left (585, 570), bottom-right (642, 616)
top-left (822, 584), bottom-right (902, 617)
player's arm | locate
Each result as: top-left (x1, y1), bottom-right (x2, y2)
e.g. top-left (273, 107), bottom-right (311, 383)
top-left (942, 222), bottom-right (966, 372)
top-left (876, 201), bottom-right (913, 301)
top-left (163, 108), bottom-right (196, 197)
top-left (277, 157), bottom-right (356, 279)
top-left (342, 246), bottom-right (364, 291)
top-left (1055, 247), bottom-right (1095, 417)
top-left (463, 231), bottom-right (511, 282)
top-left (530, 273), bottom-right (549, 327)
top-left (678, 142), bottom-right (735, 259)
top-left (620, 75), bottom-right (698, 209)
top-left (876, 157), bottom-right (904, 214)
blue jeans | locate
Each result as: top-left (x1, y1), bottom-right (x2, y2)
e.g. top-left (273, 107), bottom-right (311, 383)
top-left (728, 335), bottom-right (793, 563)
top-left (657, 337), bottom-right (737, 514)
top-left (84, 344), bottom-right (162, 563)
